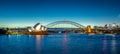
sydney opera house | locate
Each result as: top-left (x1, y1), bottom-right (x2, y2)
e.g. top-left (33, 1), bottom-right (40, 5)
top-left (27, 23), bottom-right (47, 32)
top-left (25, 23), bottom-right (48, 35)
top-left (5, 23), bottom-right (48, 35)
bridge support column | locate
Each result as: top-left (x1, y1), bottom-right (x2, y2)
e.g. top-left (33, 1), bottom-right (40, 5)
top-left (87, 25), bottom-right (92, 34)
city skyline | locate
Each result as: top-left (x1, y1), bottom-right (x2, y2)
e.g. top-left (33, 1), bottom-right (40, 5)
top-left (0, 0), bottom-right (120, 27)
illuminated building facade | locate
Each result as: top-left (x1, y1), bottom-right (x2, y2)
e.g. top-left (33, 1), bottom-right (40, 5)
top-left (27, 23), bottom-right (47, 32)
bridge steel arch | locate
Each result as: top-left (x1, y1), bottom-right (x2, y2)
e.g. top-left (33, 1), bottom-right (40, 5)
top-left (46, 20), bottom-right (85, 28)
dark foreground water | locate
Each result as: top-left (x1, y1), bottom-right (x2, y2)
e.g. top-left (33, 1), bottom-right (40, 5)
top-left (0, 34), bottom-right (120, 54)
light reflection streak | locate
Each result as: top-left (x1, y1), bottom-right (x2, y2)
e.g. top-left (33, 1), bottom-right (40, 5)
top-left (87, 39), bottom-right (91, 50)
top-left (111, 37), bottom-right (117, 54)
top-left (63, 33), bottom-right (67, 54)
top-left (103, 37), bottom-right (107, 54)
top-left (8, 35), bottom-right (11, 38)
top-left (35, 35), bottom-right (43, 54)
top-left (28, 35), bottom-right (31, 37)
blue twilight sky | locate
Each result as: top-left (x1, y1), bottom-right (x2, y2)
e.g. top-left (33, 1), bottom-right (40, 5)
top-left (0, 0), bottom-right (120, 27)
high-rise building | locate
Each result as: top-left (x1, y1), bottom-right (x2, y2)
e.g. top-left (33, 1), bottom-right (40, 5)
top-left (104, 24), bottom-right (108, 30)
top-left (112, 23), bottom-right (117, 29)
top-left (108, 24), bottom-right (112, 30)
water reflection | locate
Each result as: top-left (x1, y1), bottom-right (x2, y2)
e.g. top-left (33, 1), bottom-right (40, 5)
top-left (63, 33), bottom-right (67, 54)
top-left (111, 37), bottom-right (117, 54)
top-left (8, 35), bottom-right (11, 38)
top-left (35, 35), bottom-right (44, 54)
top-left (0, 34), bottom-right (120, 54)
top-left (103, 37), bottom-right (107, 54)
top-left (87, 39), bottom-right (91, 52)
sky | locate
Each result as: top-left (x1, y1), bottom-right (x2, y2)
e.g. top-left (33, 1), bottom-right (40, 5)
top-left (0, 0), bottom-right (120, 27)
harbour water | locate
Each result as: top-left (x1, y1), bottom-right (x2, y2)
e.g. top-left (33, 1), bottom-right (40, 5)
top-left (0, 34), bottom-right (120, 54)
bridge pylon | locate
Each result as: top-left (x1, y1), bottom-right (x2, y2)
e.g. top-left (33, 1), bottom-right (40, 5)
top-left (86, 25), bottom-right (92, 34)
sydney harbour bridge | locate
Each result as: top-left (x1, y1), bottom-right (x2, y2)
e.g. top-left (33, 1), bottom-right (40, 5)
top-left (2, 20), bottom-right (119, 35)
top-left (1, 20), bottom-right (120, 35)
top-left (45, 20), bottom-right (86, 33)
